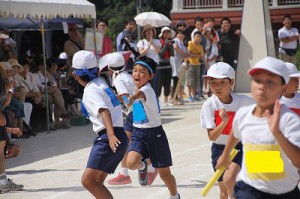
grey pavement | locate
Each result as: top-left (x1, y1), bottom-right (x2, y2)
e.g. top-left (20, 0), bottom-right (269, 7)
top-left (5, 100), bottom-right (220, 199)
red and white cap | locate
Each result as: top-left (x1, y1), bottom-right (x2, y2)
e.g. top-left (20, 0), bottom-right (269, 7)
top-left (203, 62), bottom-right (235, 79)
top-left (248, 56), bottom-right (289, 84)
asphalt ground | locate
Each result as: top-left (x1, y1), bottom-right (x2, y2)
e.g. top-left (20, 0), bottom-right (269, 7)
top-left (5, 99), bottom-right (221, 199)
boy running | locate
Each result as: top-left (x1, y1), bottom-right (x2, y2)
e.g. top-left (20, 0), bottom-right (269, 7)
top-left (200, 62), bottom-right (254, 199)
top-left (216, 56), bottom-right (300, 199)
top-left (72, 50), bottom-right (128, 199)
top-left (125, 56), bottom-right (180, 199)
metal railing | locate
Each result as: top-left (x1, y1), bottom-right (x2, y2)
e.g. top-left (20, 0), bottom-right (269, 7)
top-left (182, 0), bottom-right (300, 9)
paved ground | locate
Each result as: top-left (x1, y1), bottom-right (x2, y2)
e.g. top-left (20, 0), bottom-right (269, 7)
top-left (5, 100), bottom-right (220, 199)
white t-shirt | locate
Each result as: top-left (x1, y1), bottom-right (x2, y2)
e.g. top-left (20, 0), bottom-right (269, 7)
top-left (278, 26), bottom-right (299, 53)
top-left (113, 72), bottom-right (135, 96)
top-left (233, 104), bottom-right (300, 194)
top-left (133, 83), bottom-right (161, 128)
top-left (280, 92), bottom-right (300, 116)
top-left (206, 42), bottom-right (218, 67)
top-left (82, 77), bottom-right (123, 134)
top-left (200, 93), bottom-right (254, 145)
top-left (136, 39), bottom-right (162, 64)
top-left (170, 38), bottom-right (187, 77)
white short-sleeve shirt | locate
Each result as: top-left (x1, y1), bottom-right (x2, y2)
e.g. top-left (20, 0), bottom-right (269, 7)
top-left (280, 92), bottom-right (300, 116)
top-left (136, 39), bottom-right (162, 64)
top-left (133, 83), bottom-right (161, 128)
top-left (233, 104), bottom-right (300, 194)
top-left (278, 26), bottom-right (299, 53)
top-left (200, 93), bottom-right (254, 145)
top-left (82, 77), bottom-right (123, 134)
top-left (113, 72), bottom-right (135, 96)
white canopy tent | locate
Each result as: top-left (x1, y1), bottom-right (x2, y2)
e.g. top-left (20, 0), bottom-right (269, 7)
top-left (0, 0), bottom-right (96, 132)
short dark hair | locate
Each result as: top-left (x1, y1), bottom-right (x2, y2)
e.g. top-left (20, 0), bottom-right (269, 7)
top-left (283, 15), bottom-right (292, 21)
top-left (96, 18), bottom-right (108, 27)
top-left (176, 30), bottom-right (185, 35)
top-left (220, 17), bottom-right (231, 25)
top-left (194, 16), bottom-right (204, 24)
top-left (193, 31), bottom-right (202, 37)
top-left (125, 18), bottom-right (136, 25)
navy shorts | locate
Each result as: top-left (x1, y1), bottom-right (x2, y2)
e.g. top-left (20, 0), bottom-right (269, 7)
top-left (124, 111), bottom-right (133, 133)
top-left (129, 125), bottom-right (172, 168)
top-left (0, 126), bottom-right (7, 142)
top-left (234, 181), bottom-right (300, 199)
top-left (211, 142), bottom-right (243, 182)
top-left (86, 127), bottom-right (128, 174)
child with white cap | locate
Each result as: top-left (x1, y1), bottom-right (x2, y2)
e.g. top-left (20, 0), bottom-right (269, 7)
top-left (200, 62), bottom-right (254, 199)
top-left (104, 52), bottom-right (159, 186)
top-left (125, 56), bottom-right (180, 199)
top-left (216, 56), bottom-right (300, 198)
top-left (71, 50), bottom-right (128, 199)
top-left (280, 62), bottom-right (300, 116)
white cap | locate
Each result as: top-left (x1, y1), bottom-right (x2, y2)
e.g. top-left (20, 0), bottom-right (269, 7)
top-left (159, 27), bottom-right (175, 38)
top-left (72, 50), bottom-right (97, 69)
top-left (285, 62), bottom-right (300, 78)
top-left (107, 52), bottom-right (125, 69)
top-left (59, 52), bottom-right (67, 59)
top-left (0, 33), bottom-right (9, 39)
top-left (248, 56), bottom-right (289, 84)
top-left (203, 62), bottom-right (235, 79)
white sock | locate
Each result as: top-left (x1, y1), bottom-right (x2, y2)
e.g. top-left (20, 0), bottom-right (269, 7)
top-left (138, 161), bottom-right (146, 170)
top-left (0, 173), bottom-right (8, 185)
top-left (120, 167), bottom-right (129, 176)
top-left (170, 193), bottom-right (179, 199)
top-left (148, 164), bottom-right (155, 173)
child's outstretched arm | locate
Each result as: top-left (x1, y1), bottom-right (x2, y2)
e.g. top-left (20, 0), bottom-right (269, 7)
top-left (207, 108), bottom-right (228, 141)
top-left (99, 108), bottom-right (121, 153)
top-left (127, 89), bottom-right (146, 107)
top-left (215, 130), bottom-right (240, 170)
top-left (266, 100), bottom-right (300, 169)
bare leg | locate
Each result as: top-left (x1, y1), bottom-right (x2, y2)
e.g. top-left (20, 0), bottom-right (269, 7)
top-left (223, 163), bottom-right (240, 199)
top-left (126, 151), bottom-right (143, 170)
top-left (218, 181), bottom-right (228, 199)
top-left (158, 167), bottom-right (177, 196)
top-left (81, 168), bottom-right (113, 199)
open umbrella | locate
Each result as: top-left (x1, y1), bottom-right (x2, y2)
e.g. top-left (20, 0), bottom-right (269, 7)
top-left (134, 11), bottom-right (171, 27)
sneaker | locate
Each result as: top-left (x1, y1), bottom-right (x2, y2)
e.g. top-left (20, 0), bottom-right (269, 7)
top-left (138, 160), bottom-right (148, 186)
top-left (107, 173), bottom-right (132, 185)
top-left (160, 102), bottom-right (168, 107)
top-left (0, 179), bottom-right (24, 193)
top-left (187, 96), bottom-right (194, 102)
top-left (147, 168), bottom-right (158, 186)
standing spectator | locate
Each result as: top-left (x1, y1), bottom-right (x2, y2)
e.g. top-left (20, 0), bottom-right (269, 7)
top-left (96, 18), bottom-right (113, 58)
top-left (170, 30), bottom-right (189, 103)
top-left (175, 20), bottom-right (190, 47)
top-left (217, 17), bottom-right (240, 71)
top-left (187, 32), bottom-right (204, 102)
top-left (116, 18), bottom-right (137, 51)
top-left (120, 30), bottom-right (139, 73)
top-left (158, 27), bottom-right (175, 106)
top-left (278, 15), bottom-right (299, 65)
top-left (137, 25), bottom-right (161, 95)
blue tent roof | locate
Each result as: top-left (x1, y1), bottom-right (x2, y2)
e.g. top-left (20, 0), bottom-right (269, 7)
top-left (0, 17), bottom-right (84, 30)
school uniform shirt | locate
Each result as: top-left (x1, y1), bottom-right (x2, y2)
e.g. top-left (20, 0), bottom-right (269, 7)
top-left (133, 83), bottom-right (161, 128)
top-left (113, 72), bottom-right (135, 96)
top-left (280, 92), bottom-right (300, 116)
top-left (136, 39), bottom-right (162, 64)
top-left (82, 77), bottom-right (123, 134)
top-left (200, 93), bottom-right (254, 145)
top-left (233, 104), bottom-right (300, 194)
top-left (187, 41), bottom-right (204, 65)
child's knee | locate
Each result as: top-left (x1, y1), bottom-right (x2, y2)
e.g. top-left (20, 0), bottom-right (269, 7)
top-left (223, 171), bottom-right (236, 186)
top-left (126, 157), bottom-right (137, 170)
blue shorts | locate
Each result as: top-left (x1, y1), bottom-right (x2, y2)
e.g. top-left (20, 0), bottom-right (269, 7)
top-left (124, 111), bottom-right (133, 133)
top-left (86, 127), bottom-right (128, 174)
top-left (129, 125), bottom-right (172, 168)
top-left (234, 181), bottom-right (300, 199)
top-left (211, 142), bottom-right (243, 182)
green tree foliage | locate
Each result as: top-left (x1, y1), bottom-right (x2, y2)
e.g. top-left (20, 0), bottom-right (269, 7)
top-left (88, 0), bottom-right (172, 50)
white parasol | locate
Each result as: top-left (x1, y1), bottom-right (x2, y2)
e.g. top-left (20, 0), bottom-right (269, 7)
top-left (134, 11), bottom-right (171, 27)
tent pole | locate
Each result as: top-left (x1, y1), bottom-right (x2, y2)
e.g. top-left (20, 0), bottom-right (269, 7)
top-left (41, 18), bottom-right (50, 133)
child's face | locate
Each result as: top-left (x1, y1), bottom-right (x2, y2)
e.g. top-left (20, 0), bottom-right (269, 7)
top-left (209, 78), bottom-right (233, 99)
top-left (132, 64), bottom-right (154, 89)
top-left (285, 77), bottom-right (299, 95)
top-left (251, 70), bottom-right (286, 108)
top-left (193, 34), bottom-right (201, 43)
